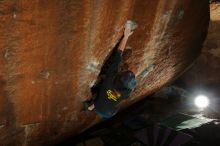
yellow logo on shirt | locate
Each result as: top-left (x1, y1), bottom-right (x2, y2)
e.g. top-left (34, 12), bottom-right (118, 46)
top-left (107, 89), bottom-right (121, 101)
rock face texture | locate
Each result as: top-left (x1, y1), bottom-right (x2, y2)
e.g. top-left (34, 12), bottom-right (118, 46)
top-left (0, 0), bottom-right (209, 145)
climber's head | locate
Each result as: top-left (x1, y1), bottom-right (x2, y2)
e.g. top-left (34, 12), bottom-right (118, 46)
top-left (115, 71), bottom-right (136, 91)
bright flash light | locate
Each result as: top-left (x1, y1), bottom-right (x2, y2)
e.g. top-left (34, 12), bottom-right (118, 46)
top-left (194, 95), bottom-right (209, 109)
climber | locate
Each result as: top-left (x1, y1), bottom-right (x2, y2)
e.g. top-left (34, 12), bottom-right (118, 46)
top-left (83, 20), bottom-right (137, 119)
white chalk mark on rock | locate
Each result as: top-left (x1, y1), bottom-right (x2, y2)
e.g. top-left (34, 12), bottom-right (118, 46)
top-left (139, 64), bottom-right (155, 78)
top-left (63, 107), bottom-right (68, 111)
top-left (40, 70), bottom-right (50, 79)
top-left (87, 61), bottom-right (99, 73)
top-left (13, 12), bottom-right (17, 19)
top-left (0, 125), bottom-right (5, 129)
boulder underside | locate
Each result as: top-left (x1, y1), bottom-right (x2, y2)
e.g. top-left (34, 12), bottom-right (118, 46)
top-left (0, 0), bottom-right (209, 145)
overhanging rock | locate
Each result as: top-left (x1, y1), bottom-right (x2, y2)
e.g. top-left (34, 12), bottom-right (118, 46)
top-left (0, 0), bottom-right (209, 145)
